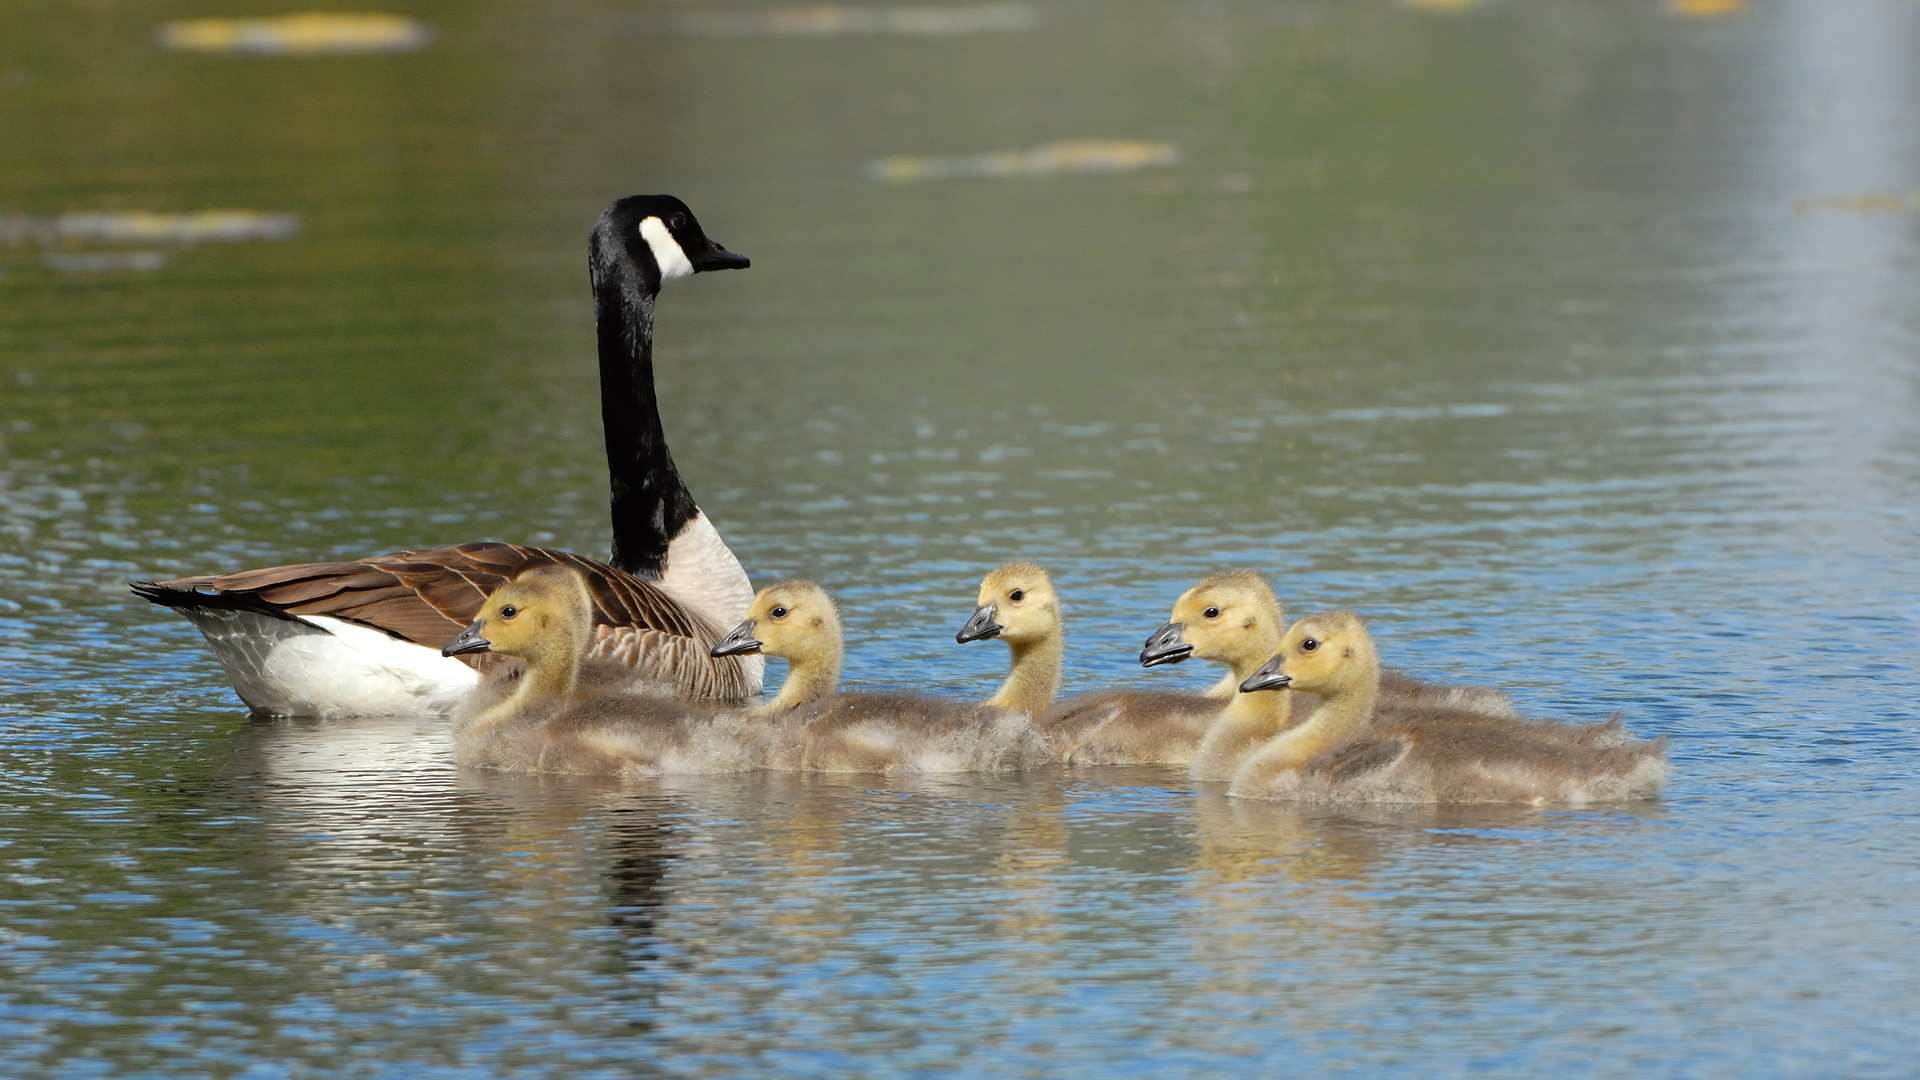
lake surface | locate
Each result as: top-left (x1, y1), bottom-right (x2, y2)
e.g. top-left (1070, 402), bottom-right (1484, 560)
top-left (3, 0), bottom-right (1918, 1075)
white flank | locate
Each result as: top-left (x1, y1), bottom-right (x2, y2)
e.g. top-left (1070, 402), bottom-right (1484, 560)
top-left (179, 608), bottom-right (478, 717)
top-left (638, 216), bottom-right (694, 281)
top-left (658, 511), bottom-right (766, 692)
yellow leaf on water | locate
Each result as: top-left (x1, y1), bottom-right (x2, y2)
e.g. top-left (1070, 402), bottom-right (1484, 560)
top-left (1668, 0), bottom-right (1747, 17)
top-left (1793, 191), bottom-right (1920, 214)
top-left (156, 13), bottom-right (431, 55)
top-left (678, 4), bottom-right (1036, 38)
top-left (866, 140), bottom-right (1180, 183)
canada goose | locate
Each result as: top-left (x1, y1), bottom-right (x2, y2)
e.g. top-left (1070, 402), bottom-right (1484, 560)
top-left (1044, 571), bottom-right (1291, 767)
top-left (1226, 612), bottom-right (1669, 804)
top-left (713, 579), bottom-right (1049, 773)
top-left (440, 565), bottom-right (762, 776)
top-left (134, 195), bottom-right (763, 716)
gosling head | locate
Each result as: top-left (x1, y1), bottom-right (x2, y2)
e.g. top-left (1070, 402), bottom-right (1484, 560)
top-left (593, 194), bottom-right (750, 292)
top-left (956, 562), bottom-right (1060, 648)
top-left (1240, 611), bottom-right (1376, 696)
top-left (442, 565), bottom-right (592, 661)
top-left (1140, 571), bottom-right (1283, 669)
top-left (711, 580), bottom-right (842, 662)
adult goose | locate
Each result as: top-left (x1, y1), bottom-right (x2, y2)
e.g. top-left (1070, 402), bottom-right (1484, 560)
top-left (134, 195), bottom-right (765, 716)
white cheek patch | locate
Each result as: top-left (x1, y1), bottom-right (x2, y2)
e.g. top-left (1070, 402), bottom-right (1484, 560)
top-left (639, 216), bottom-right (695, 281)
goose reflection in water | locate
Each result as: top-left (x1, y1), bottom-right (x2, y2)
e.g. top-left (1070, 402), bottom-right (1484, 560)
top-left (444, 771), bottom-right (722, 982)
top-left (226, 715), bottom-right (693, 989)
top-left (223, 713), bottom-right (459, 860)
top-left (1183, 794), bottom-right (1673, 997)
top-left (986, 782), bottom-right (1072, 948)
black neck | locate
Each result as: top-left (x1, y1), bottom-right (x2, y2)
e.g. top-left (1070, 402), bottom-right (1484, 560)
top-left (593, 244), bottom-right (698, 578)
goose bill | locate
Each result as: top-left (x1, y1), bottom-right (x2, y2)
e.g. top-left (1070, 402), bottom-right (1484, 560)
top-left (1239, 657), bottom-right (1292, 693)
top-left (693, 241), bottom-right (750, 272)
top-left (955, 604), bottom-right (1002, 644)
top-left (1138, 621), bottom-right (1193, 667)
top-left (710, 619), bottom-right (763, 658)
top-left (442, 620), bottom-right (492, 657)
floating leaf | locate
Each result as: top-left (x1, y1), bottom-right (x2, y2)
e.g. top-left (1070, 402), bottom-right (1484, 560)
top-left (867, 140), bottom-right (1180, 183)
top-left (1, 211), bottom-right (300, 247)
top-left (1668, 0), bottom-right (1747, 16)
top-left (678, 4), bottom-right (1035, 37)
top-left (156, 13), bottom-right (431, 55)
top-left (43, 251), bottom-right (167, 273)
top-left (1792, 191), bottom-right (1920, 214)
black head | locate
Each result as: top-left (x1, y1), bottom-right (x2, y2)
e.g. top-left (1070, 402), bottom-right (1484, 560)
top-left (592, 195), bottom-right (750, 291)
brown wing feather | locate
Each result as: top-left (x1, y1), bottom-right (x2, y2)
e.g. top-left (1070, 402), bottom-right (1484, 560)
top-left (143, 541), bottom-right (753, 699)
top-left (585, 624), bottom-right (756, 701)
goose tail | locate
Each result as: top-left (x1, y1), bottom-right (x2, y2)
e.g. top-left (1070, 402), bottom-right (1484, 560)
top-left (132, 579), bottom-right (481, 717)
top-left (132, 578), bottom-right (298, 620)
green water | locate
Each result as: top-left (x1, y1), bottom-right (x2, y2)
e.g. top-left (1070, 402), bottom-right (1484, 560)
top-left (3, 1), bottom-right (1917, 1075)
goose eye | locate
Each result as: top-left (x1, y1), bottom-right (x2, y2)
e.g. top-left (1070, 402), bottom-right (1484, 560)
top-left (500, 605), bottom-right (519, 619)
top-left (1300, 637), bottom-right (1318, 652)
top-left (1008, 589), bottom-right (1025, 603)
top-left (670, 213), bottom-right (687, 231)
top-left (770, 606), bottom-right (788, 619)
top-left (1204, 606), bottom-right (1220, 619)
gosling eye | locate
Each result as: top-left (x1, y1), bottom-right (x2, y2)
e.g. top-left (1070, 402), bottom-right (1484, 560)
top-left (1008, 589), bottom-right (1025, 603)
top-left (1300, 637), bottom-right (1319, 653)
top-left (1203, 606), bottom-right (1220, 619)
top-left (500, 605), bottom-right (519, 620)
top-left (770, 606), bottom-right (789, 619)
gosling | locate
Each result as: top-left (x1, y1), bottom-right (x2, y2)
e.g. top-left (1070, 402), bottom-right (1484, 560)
top-left (441, 566), bottom-right (763, 776)
top-left (1044, 571), bottom-right (1292, 767)
top-left (712, 579), bottom-right (1049, 774)
top-left (1018, 568), bottom-right (1521, 771)
top-left (1226, 612), bottom-right (1669, 804)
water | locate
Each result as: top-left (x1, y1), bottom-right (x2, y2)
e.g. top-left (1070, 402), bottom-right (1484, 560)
top-left (3, 0), bottom-right (1917, 1074)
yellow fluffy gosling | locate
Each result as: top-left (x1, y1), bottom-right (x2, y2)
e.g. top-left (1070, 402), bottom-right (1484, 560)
top-left (714, 580), bottom-right (1048, 773)
top-left (1046, 572), bottom-right (1294, 767)
top-left (1226, 612), bottom-right (1669, 804)
top-left (1020, 569), bottom-right (1517, 771)
top-left (441, 566), bottom-right (762, 775)
top-left (1168, 578), bottom-right (1523, 780)
top-left (953, 562), bottom-right (1064, 717)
